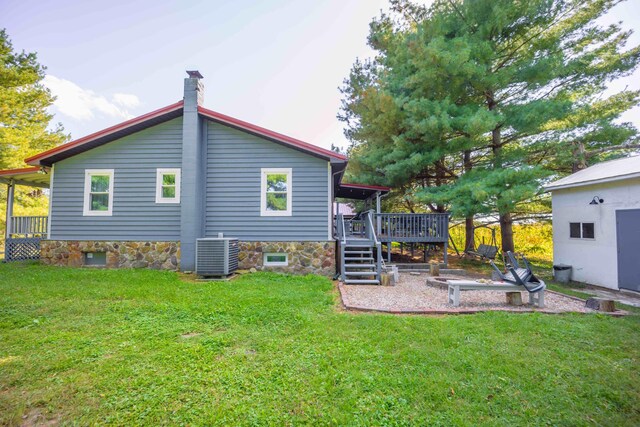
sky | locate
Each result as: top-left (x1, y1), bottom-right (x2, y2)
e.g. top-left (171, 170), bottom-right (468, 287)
top-left (1, 0), bottom-right (639, 151)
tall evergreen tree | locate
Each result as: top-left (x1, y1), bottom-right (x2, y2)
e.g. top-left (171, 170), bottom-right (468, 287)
top-left (339, 0), bottom-right (640, 252)
top-left (0, 29), bottom-right (66, 236)
top-left (0, 29), bottom-right (66, 169)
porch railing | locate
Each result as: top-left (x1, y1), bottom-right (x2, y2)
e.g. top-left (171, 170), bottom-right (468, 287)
top-left (8, 216), bottom-right (48, 237)
top-left (376, 213), bottom-right (448, 243)
top-left (348, 219), bottom-right (366, 237)
top-left (365, 211), bottom-right (383, 279)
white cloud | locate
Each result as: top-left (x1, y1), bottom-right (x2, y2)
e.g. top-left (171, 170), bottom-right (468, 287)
top-left (112, 93), bottom-right (141, 109)
top-left (43, 75), bottom-right (138, 121)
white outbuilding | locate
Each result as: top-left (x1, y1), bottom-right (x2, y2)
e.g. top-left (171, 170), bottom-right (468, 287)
top-left (546, 156), bottom-right (640, 291)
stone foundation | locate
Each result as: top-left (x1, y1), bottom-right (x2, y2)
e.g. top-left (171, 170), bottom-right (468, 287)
top-left (40, 239), bottom-right (335, 276)
top-left (41, 240), bottom-right (180, 270)
top-left (238, 241), bottom-right (335, 276)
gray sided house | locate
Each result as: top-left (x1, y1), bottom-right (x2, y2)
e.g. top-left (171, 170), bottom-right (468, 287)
top-left (2, 72), bottom-right (449, 282)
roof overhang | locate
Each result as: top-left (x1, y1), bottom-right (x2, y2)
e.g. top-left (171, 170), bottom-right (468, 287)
top-left (25, 101), bottom-right (185, 167)
top-left (0, 167), bottom-right (50, 188)
top-left (336, 182), bottom-right (391, 200)
top-left (545, 172), bottom-right (640, 192)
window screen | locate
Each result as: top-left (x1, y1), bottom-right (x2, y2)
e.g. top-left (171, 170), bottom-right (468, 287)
top-left (582, 223), bottom-right (595, 239)
top-left (569, 223), bottom-right (581, 238)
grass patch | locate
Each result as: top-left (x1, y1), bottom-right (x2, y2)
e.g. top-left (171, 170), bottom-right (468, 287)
top-left (1, 263), bottom-right (639, 425)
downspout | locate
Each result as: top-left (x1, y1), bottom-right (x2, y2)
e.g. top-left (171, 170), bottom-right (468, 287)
top-left (331, 166), bottom-right (345, 279)
top-left (331, 167), bottom-right (343, 239)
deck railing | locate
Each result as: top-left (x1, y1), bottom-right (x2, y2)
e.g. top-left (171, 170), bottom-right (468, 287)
top-left (376, 213), bottom-right (448, 243)
top-left (8, 216), bottom-right (48, 237)
top-left (365, 211), bottom-right (383, 279)
top-left (348, 219), bottom-right (366, 237)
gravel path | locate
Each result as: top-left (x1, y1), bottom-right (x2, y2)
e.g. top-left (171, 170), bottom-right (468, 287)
top-left (339, 273), bottom-right (595, 314)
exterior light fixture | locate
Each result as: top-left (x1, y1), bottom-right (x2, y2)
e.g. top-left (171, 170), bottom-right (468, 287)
top-left (589, 196), bottom-right (604, 205)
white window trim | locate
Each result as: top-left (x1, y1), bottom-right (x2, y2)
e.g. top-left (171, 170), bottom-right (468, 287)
top-left (569, 221), bottom-right (596, 240)
top-left (264, 253), bottom-right (289, 266)
top-left (83, 169), bottom-right (114, 216)
top-left (156, 168), bottom-right (181, 204)
top-left (260, 168), bottom-right (292, 216)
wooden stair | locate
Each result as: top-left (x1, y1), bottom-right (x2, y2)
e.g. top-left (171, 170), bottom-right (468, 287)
top-left (342, 239), bottom-right (379, 284)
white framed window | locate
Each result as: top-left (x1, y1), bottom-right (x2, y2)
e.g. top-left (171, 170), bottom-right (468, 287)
top-left (264, 253), bottom-right (288, 266)
top-left (156, 168), bottom-right (181, 203)
top-left (260, 168), bottom-right (292, 216)
top-left (83, 169), bottom-right (114, 216)
top-left (569, 222), bottom-right (595, 239)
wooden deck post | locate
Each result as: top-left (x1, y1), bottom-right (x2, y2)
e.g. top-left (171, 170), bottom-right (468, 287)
top-left (375, 192), bottom-right (381, 235)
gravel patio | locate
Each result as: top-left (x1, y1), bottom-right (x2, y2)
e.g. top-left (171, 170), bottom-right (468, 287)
top-left (339, 272), bottom-right (601, 314)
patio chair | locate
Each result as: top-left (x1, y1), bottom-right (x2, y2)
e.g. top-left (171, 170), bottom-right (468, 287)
top-left (490, 251), bottom-right (545, 293)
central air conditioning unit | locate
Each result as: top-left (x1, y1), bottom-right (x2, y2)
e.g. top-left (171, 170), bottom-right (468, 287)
top-left (195, 237), bottom-right (239, 276)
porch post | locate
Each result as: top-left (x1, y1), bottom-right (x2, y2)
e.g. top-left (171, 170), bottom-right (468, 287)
top-left (375, 191), bottom-right (381, 234)
top-left (5, 181), bottom-right (14, 239)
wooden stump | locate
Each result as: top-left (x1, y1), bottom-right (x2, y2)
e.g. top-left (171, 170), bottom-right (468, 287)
top-left (585, 298), bottom-right (616, 312)
top-left (429, 262), bottom-right (440, 276)
top-left (506, 292), bottom-right (523, 306)
top-left (380, 272), bottom-right (393, 286)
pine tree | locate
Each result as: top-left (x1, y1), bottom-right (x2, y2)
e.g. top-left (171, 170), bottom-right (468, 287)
top-left (0, 29), bottom-right (66, 168)
top-left (0, 29), bottom-right (67, 237)
top-left (339, 0), bottom-right (640, 252)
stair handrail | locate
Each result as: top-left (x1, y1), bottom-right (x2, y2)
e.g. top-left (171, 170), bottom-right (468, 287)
top-left (365, 210), bottom-right (383, 280)
top-left (337, 213), bottom-right (347, 245)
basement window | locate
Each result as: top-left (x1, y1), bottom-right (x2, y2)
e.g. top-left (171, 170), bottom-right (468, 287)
top-left (264, 253), bottom-right (288, 267)
top-left (569, 222), bottom-right (595, 239)
top-left (84, 252), bottom-right (106, 266)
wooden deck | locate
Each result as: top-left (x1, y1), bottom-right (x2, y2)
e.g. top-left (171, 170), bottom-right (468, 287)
top-left (335, 211), bottom-right (450, 282)
top-left (376, 213), bottom-right (448, 243)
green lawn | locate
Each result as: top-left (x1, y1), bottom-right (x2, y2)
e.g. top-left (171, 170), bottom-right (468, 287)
top-left (1, 263), bottom-right (639, 425)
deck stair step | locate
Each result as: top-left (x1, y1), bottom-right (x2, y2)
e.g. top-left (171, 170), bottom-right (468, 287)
top-left (344, 279), bottom-right (380, 284)
top-left (339, 228), bottom-right (379, 284)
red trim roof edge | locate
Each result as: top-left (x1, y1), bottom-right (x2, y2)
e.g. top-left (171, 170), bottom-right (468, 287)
top-left (25, 100), bottom-right (185, 165)
top-left (0, 166), bottom-right (43, 176)
top-left (198, 106), bottom-right (348, 161)
top-left (340, 182), bottom-right (391, 191)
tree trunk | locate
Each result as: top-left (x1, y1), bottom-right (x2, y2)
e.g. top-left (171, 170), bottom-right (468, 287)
top-left (463, 150), bottom-right (474, 252)
top-left (465, 216), bottom-right (474, 252)
top-left (487, 94), bottom-right (515, 254)
top-left (500, 212), bottom-right (515, 253)
top-left (572, 141), bottom-right (588, 173)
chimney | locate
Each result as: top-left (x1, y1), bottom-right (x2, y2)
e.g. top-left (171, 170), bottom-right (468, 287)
top-left (184, 70), bottom-right (204, 109)
top-left (180, 70), bottom-right (205, 271)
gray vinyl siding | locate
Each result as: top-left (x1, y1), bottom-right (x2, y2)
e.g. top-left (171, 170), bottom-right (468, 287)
top-left (49, 118), bottom-right (183, 241)
top-left (205, 120), bottom-right (330, 241)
